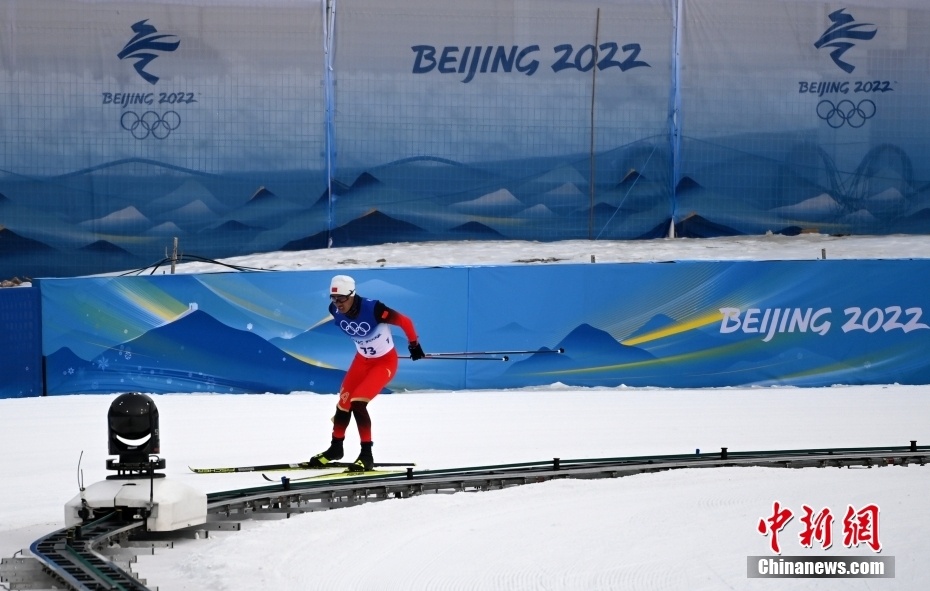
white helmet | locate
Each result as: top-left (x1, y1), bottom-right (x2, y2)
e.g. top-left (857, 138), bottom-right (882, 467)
top-left (329, 275), bottom-right (355, 297)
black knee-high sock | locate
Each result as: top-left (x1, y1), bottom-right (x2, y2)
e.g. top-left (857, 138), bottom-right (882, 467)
top-left (351, 401), bottom-right (372, 442)
top-left (332, 408), bottom-right (351, 439)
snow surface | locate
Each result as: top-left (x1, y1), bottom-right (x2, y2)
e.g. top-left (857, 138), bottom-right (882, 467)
top-left (3, 234), bottom-right (929, 590)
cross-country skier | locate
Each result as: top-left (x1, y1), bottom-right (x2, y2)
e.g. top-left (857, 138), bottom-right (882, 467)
top-left (309, 274), bottom-right (426, 471)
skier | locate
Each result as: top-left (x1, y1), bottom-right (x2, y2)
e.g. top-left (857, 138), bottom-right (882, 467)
top-left (310, 274), bottom-right (425, 471)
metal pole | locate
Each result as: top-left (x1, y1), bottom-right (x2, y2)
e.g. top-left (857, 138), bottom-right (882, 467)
top-left (424, 348), bottom-right (565, 357)
top-left (400, 355), bottom-right (510, 361)
top-left (588, 8), bottom-right (601, 240)
top-left (170, 237), bottom-right (178, 274)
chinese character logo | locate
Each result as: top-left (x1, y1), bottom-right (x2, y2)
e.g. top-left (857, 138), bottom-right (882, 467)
top-left (757, 501), bottom-right (794, 554)
top-left (843, 504), bottom-right (882, 552)
top-left (758, 502), bottom-right (882, 554)
top-left (117, 19), bottom-right (180, 85)
top-left (814, 8), bottom-right (877, 74)
top-left (799, 505), bottom-right (834, 549)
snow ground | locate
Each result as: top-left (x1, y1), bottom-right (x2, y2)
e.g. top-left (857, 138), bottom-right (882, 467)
top-left (2, 234), bottom-right (929, 590)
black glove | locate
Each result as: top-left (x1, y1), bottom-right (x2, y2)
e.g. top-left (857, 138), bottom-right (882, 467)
top-left (408, 341), bottom-right (425, 361)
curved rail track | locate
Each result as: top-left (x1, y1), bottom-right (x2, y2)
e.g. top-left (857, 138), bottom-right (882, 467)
top-left (3, 443), bottom-right (927, 591)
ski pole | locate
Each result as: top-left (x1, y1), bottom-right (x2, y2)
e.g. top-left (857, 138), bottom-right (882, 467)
top-left (423, 348), bottom-right (565, 357)
top-left (400, 354), bottom-right (510, 361)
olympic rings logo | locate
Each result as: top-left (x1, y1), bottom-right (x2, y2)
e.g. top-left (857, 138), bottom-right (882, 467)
top-left (340, 320), bottom-right (372, 336)
top-left (816, 99), bottom-right (876, 129)
top-left (120, 110), bottom-right (181, 139)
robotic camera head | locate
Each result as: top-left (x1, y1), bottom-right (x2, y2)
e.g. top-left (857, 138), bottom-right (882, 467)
top-left (108, 392), bottom-right (161, 467)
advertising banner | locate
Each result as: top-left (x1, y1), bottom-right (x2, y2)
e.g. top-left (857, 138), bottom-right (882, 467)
top-left (38, 260), bottom-right (930, 395)
top-left (678, 0), bottom-right (930, 237)
top-left (2, 1), bottom-right (930, 280)
top-left (0, 0), bottom-right (327, 277)
top-left (330, 0), bottom-right (675, 245)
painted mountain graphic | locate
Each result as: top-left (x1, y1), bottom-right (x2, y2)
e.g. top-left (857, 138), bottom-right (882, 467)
top-left (530, 163), bottom-right (587, 186)
top-left (839, 209), bottom-right (878, 226)
top-left (511, 163), bottom-right (587, 200)
top-left (248, 186), bottom-right (276, 203)
top-left (146, 178), bottom-right (229, 215)
top-left (78, 206), bottom-right (152, 232)
top-left (80, 240), bottom-right (134, 255)
top-left (861, 187), bottom-right (909, 219)
top-left (516, 204), bottom-right (555, 218)
top-left (362, 156), bottom-right (506, 197)
top-left (451, 189), bottom-right (524, 215)
top-left (156, 199), bottom-right (219, 231)
top-left (484, 321), bottom-right (537, 337)
top-left (771, 193), bottom-right (844, 221)
top-left (675, 176), bottom-right (702, 193)
top-left (448, 221), bottom-right (506, 238)
top-left (617, 169), bottom-right (643, 188)
top-left (145, 221), bottom-right (185, 236)
top-left (626, 314), bottom-right (677, 340)
top-left (535, 183), bottom-right (587, 211)
top-left (218, 186), bottom-right (303, 229)
top-left (281, 232), bottom-right (329, 252)
top-left (333, 172), bottom-right (381, 194)
top-left (45, 309), bottom-right (345, 394)
top-left (675, 214), bottom-right (741, 238)
top-left (43, 347), bottom-right (89, 392)
top-left (0, 228), bottom-right (55, 255)
top-left (330, 210), bottom-right (429, 246)
top-left (210, 220), bottom-right (265, 232)
top-left (544, 182), bottom-right (586, 198)
top-left (503, 323), bottom-right (656, 382)
top-left (560, 323), bottom-right (656, 360)
top-left (348, 171), bottom-right (381, 190)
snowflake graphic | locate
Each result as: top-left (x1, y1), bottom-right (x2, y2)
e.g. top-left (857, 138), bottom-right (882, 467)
top-left (95, 356), bottom-right (110, 371)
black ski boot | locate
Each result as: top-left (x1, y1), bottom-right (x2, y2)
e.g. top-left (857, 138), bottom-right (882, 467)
top-left (308, 437), bottom-right (344, 467)
top-left (347, 441), bottom-right (374, 472)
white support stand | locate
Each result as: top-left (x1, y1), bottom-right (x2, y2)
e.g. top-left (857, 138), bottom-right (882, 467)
top-left (65, 478), bottom-right (207, 532)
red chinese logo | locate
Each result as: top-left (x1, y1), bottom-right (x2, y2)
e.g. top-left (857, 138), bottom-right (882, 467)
top-left (757, 501), bottom-right (793, 554)
top-left (799, 505), bottom-right (834, 550)
top-left (758, 502), bottom-right (881, 554)
top-left (843, 504), bottom-right (881, 552)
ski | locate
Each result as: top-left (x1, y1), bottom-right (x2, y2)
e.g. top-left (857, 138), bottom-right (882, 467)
top-left (262, 469), bottom-right (406, 483)
top-left (189, 461), bottom-right (414, 474)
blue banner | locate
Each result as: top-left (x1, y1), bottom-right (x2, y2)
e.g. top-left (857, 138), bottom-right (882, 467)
top-left (5, 1), bottom-right (929, 280)
top-left (38, 260), bottom-right (930, 394)
top-left (0, 288), bottom-right (42, 398)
